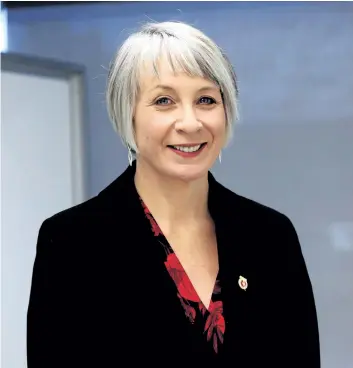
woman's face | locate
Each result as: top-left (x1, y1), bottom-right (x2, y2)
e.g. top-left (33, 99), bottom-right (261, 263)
top-left (133, 59), bottom-right (227, 182)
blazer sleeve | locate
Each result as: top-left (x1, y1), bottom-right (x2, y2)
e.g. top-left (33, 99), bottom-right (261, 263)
top-left (27, 219), bottom-right (61, 368)
top-left (284, 216), bottom-right (321, 367)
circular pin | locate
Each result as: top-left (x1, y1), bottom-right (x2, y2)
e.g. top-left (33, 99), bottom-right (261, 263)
top-left (238, 276), bottom-right (248, 291)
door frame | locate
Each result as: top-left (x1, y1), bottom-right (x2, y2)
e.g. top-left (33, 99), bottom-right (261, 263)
top-left (1, 52), bottom-right (89, 204)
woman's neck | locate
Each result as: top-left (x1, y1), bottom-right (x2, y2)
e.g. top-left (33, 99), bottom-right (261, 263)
top-left (134, 159), bottom-right (210, 232)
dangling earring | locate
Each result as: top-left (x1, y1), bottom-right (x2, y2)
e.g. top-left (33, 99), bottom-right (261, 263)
top-left (219, 150), bottom-right (222, 164)
top-left (127, 146), bottom-right (133, 166)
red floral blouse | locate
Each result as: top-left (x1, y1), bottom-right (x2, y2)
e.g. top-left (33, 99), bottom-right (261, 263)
top-left (140, 198), bottom-right (226, 354)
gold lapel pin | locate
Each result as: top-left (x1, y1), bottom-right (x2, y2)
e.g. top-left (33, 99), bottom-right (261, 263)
top-left (238, 276), bottom-right (248, 291)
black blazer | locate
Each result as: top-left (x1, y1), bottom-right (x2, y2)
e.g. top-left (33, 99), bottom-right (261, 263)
top-left (27, 163), bottom-right (320, 367)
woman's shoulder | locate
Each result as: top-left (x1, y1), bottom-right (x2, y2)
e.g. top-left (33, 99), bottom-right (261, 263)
top-left (236, 191), bottom-right (291, 226)
top-left (212, 179), bottom-right (300, 253)
top-left (44, 195), bottom-right (99, 229)
top-left (42, 169), bottom-right (133, 232)
top-left (37, 196), bottom-right (105, 253)
top-left (39, 173), bottom-right (133, 242)
top-left (211, 177), bottom-right (293, 230)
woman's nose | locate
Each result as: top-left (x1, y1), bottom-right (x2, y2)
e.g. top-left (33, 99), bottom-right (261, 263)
top-left (174, 108), bottom-right (202, 133)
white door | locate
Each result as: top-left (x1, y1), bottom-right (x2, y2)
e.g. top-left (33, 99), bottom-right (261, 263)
top-left (1, 63), bottom-right (86, 368)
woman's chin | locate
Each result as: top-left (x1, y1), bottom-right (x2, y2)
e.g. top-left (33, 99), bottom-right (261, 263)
top-left (163, 163), bottom-right (210, 183)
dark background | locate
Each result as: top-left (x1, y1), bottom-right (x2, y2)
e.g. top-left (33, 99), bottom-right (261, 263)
top-left (2, 1), bottom-right (97, 9)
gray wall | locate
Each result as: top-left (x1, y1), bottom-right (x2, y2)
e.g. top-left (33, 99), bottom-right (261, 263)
top-left (7, 1), bottom-right (353, 197)
top-left (6, 2), bottom-right (353, 367)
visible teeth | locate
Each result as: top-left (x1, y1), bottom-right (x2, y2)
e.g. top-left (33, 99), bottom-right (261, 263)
top-left (172, 145), bottom-right (201, 153)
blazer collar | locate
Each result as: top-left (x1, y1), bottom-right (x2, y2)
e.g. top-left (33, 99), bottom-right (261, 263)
top-left (98, 162), bottom-right (251, 328)
top-left (98, 160), bottom-right (235, 212)
top-left (98, 161), bottom-right (248, 269)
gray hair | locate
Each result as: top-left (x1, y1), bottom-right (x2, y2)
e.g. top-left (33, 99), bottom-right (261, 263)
top-left (106, 21), bottom-right (239, 153)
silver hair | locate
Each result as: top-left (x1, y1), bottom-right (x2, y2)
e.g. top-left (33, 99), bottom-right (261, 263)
top-left (106, 21), bottom-right (239, 153)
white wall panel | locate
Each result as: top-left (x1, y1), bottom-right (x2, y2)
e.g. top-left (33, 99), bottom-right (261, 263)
top-left (1, 70), bottom-right (82, 368)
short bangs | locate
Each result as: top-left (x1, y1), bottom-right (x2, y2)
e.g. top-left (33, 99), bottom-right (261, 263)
top-left (106, 21), bottom-right (239, 153)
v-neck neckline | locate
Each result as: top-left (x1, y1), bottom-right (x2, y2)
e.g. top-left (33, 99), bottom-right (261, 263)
top-left (139, 195), bottom-right (226, 354)
top-left (97, 162), bottom-right (252, 356)
top-left (140, 196), bottom-right (220, 312)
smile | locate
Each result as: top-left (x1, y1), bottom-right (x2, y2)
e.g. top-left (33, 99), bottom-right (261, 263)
top-left (171, 144), bottom-right (201, 152)
top-left (167, 143), bottom-right (207, 157)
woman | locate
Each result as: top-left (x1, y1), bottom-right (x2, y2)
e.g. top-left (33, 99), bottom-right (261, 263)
top-left (27, 21), bottom-right (320, 367)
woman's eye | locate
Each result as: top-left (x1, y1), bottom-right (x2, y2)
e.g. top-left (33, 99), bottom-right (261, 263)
top-left (199, 96), bottom-right (216, 105)
top-left (155, 97), bottom-right (172, 106)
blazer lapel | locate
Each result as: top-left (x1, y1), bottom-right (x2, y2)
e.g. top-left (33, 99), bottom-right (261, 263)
top-left (96, 164), bottom-right (199, 355)
top-left (97, 162), bottom-right (168, 271)
top-left (97, 165), bottom-right (257, 359)
top-left (208, 173), bottom-right (255, 355)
